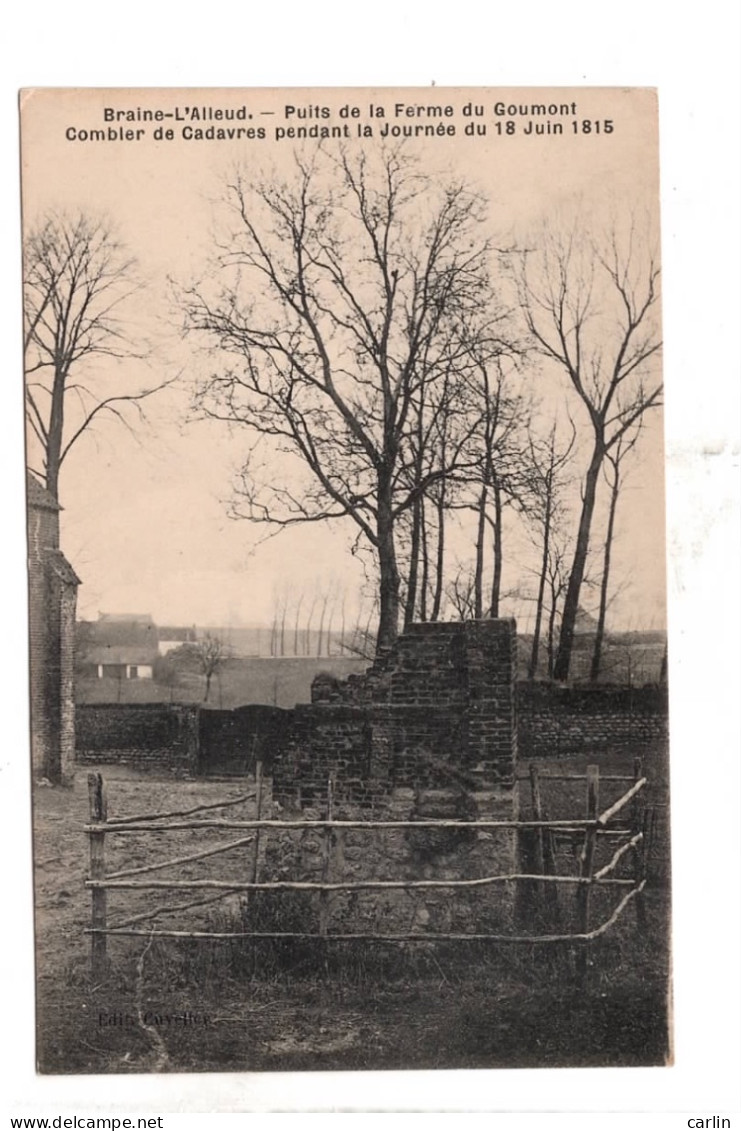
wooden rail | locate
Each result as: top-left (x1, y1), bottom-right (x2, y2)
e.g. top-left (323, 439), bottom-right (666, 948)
top-left (85, 816), bottom-right (605, 833)
top-left (90, 884), bottom-right (647, 946)
top-left (88, 873), bottom-right (635, 892)
top-left (85, 765), bottom-right (651, 979)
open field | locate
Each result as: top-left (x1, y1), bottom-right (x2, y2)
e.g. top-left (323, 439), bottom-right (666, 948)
top-left (33, 743), bottom-right (671, 1074)
top-left (75, 631), bottom-right (666, 711)
top-left (75, 657), bottom-right (369, 710)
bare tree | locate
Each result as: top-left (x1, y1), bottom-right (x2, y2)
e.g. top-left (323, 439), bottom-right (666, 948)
top-left (23, 209), bottom-right (168, 501)
top-left (446, 568), bottom-right (478, 621)
top-left (462, 355), bottom-right (531, 619)
top-left (292, 591), bottom-right (304, 657)
top-left (193, 634), bottom-right (228, 702)
top-left (517, 216), bottom-right (662, 680)
top-left (316, 587), bottom-right (330, 659)
top-left (183, 148), bottom-right (494, 652)
top-left (525, 419), bottom-right (576, 679)
top-left (544, 536), bottom-right (570, 680)
top-left (590, 423), bottom-right (642, 681)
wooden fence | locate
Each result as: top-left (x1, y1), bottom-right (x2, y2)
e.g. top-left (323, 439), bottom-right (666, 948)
top-left (84, 761), bottom-right (651, 980)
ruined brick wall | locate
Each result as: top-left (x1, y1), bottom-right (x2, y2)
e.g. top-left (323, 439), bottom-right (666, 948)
top-left (266, 620), bottom-right (520, 933)
top-left (273, 619), bottom-right (518, 808)
top-left (75, 703), bottom-right (200, 772)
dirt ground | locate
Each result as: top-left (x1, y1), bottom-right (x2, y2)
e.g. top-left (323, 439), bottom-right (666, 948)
top-left (32, 752), bottom-right (671, 1074)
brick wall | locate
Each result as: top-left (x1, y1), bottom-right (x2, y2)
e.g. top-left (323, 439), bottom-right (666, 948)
top-left (273, 619), bottom-right (519, 810)
top-left (58, 579), bottom-right (77, 779)
top-left (268, 620), bottom-right (520, 931)
top-left (76, 703), bottom-right (199, 772)
top-left (198, 704), bottom-right (291, 775)
top-left (73, 640), bottom-right (668, 779)
top-left (27, 490), bottom-right (79, 783)
top-left (516, 683), bottom-right (668, 759)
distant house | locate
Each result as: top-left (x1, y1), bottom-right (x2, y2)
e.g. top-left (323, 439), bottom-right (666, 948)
top-left (27, 473), bottom-right (81, 782)
top-left (83, 613), bottom-right (158, 679)
top-left (158, 626), bottom-right (197, 656)
top-left (573, 606), bottom-right (600, 636)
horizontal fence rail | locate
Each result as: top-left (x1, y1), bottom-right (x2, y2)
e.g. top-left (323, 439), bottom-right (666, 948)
top-left (85, 816), bottom-right (614, 833)
top-left (87, 873), bottom-right (636, 892)
top-left (84, 763), bottom-right (651, 981)
top-left (92, 881), bottom-right (648, 946)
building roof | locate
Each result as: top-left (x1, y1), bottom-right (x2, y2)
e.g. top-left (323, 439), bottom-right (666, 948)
top-left (46, 549), bottom-right (81, 587)
top-left (87, 644), bottom-right (157, 666)
top-left (574, 606), bottom-right (600, 634)
top-left (88, 616), bottom-right (158, 648)
top-left (98, 612), bottom-right (154, 624)
top-left (26, 472), bottom-right (61, 512)
top-left (159, 626), bottom-right (197, 641)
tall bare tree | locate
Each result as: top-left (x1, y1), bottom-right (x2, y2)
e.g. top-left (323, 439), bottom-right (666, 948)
top-left (23, 209), bottom-right (167, 501)
top-left (463, 355), bottom-right (531, 619)
top-left (517, 217), bottom-right (662, 680)
top-left (183, 148), bottom-right (494, 652)
top-left (590, 423), bottom-right (642, 681)
top-left (525, 419), bottom-right (576, 679)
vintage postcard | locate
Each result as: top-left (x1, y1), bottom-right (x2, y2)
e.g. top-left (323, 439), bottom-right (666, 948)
top-left (21, 86), bottom-right (670, 1075)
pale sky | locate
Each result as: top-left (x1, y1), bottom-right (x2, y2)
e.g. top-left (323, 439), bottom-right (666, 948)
top-left (21, 87), bottom-right (666, 631)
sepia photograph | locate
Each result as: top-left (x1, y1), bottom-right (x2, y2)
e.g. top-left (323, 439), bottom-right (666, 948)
top-left (21, 86), bottom-right (672, 1077)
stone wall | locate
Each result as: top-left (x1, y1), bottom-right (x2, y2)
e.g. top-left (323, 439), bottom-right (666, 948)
top-left (261, 791), bottom-right (516, 936)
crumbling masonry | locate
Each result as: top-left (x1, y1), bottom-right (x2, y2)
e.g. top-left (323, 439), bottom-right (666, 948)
top-left (274, 619), bottom-right (519, 811)
top-left (268, 620), bottom-right (520, 934)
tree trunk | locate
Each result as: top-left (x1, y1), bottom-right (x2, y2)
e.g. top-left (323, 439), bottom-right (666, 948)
top-left (376, 475), bottom-right (400, 653)
top-left (279, 604), bottom-right (287, 657)
top-left (293, 595), bottom-right (303, 657)
top-left (474, 485), bottom-right (487, 619)
top-left (554, 444), bottom-right (603, 681)
top-left (419, 497), bottom-right (429, 622)
top-left (490, 480), bottom-right (503, 619)
top-left (529, 495), bottom-right (551, 680)
top-left (590, 460), bottom-right (620, 682)
top-left (430, 489), bottom-right (446, 622)
top-left (45, 363), bottom-right (66, 501)
top-left (325, 603), bottom-right (334, 656)
top-left (304, 597), bottom-right (316, 656)
top-left (316, 593), bottom-right (328, 658)
top-left (404, 498), bottom-right (422, 629)
top-left (546, 582), bottom-right (559, 680)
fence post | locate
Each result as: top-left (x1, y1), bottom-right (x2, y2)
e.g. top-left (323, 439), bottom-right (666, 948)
top-left (631, 757), bottom-right (643, 833)
top-left (87, 772), bottom-right (107, 981)
top-left (529, 764), bottom-right (560, 926)
top-left (319, 775), bottom-right (334, 950)
top-left (529, 764), bottom-right (545, 877)
top-left (631, 757), bottom-right (648, 930)
top-left (575, 764), bottom-right (599, 985)
top-left (633, 809), bottom-right (650, 932)
top-left (250, 759), bottom-right (264, 886)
